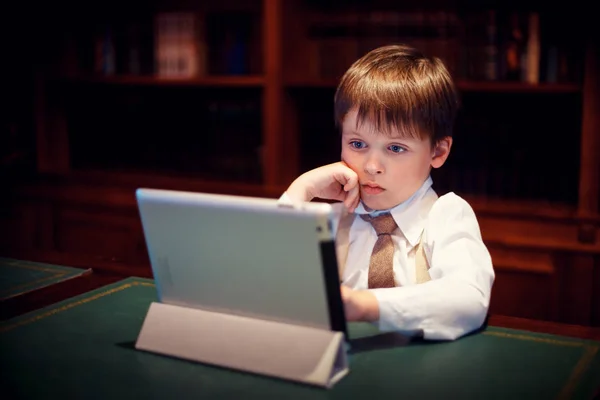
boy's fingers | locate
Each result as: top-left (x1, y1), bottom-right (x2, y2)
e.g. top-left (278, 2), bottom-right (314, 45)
top-left (332, 171), bottom-right (348, 187)
top-left (350, 192), bottom-right (360, 211)
top-left (343, 174), bottom-right (358, 192)
top-left (344, 185), bottom-right (360, 211)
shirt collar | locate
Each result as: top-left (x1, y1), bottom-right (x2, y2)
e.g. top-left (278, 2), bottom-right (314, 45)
top-left (354, 176), bottom-right (437, 247)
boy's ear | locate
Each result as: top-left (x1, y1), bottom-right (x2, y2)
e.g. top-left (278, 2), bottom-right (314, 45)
top-left (431, 137), bottom-right (453, 169)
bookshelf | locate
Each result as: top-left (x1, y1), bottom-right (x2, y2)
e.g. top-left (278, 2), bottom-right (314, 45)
top-left (285, 78), bottom-right (581, 93)
top-left (1, 1), bottom-right (592, 205)
top-left (64, 75), bottom-right (266, 87)
top-left (4, 0), bottom-right (594, 230)
top-left (279, 0), bottom-right (598, 244)
top-left (2, 0), bottom-right (600, 323)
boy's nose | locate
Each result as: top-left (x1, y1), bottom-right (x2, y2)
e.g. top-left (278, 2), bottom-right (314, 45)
top-left (364, 157), bottom-right (384, 175)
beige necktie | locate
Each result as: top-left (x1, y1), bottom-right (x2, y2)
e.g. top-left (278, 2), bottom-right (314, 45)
top-left (360, 213), bottom-right (398, 289)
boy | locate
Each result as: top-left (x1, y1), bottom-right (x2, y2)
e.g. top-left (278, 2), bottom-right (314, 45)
top-left (280, 44), bottom-right (494, 341)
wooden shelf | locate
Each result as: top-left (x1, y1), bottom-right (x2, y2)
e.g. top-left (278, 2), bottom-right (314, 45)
top-left (284, 78), bottom-right (581, 93)
top-left (462, 194), bottom-right (580, 222)
top-left (455, 81), bottom-right (581, 94)
top-left (284, 77), bottom-right (340, 88)
top-left (10, 169), bottom-right (587, 221)
top-left (11, 169), bottom-right (288, 206)
top-left (63, 75), bottom-right (266, 88)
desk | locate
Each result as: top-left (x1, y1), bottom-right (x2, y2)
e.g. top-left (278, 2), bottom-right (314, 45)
top-left (0, 257), bottom-right (95, 321)
top-left (1, 277), bottom-right (599, 399)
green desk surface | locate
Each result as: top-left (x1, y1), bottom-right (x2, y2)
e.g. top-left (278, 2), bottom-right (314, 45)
top-left (0, 257), bottom-right (91, 300)
top-left (1, 277), bottom-right (599, 400)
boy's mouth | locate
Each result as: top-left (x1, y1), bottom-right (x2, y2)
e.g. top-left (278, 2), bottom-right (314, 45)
top-left (362, 183), bottom-right (384, 195)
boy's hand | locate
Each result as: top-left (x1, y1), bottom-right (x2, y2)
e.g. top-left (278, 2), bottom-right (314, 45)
top-left (286, 162), bottom-right (360, 212)
top-left (340, 285), bottom-right (380, 322)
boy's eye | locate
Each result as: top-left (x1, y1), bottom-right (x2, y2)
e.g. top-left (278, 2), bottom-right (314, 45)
top-left (350, 141), bottom-right (366, 149)
top-left (389, 145), bottom-right (405, 153)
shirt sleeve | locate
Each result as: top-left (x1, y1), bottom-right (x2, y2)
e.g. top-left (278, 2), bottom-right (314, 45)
top-left (369, 193), bottom-right (495, 340)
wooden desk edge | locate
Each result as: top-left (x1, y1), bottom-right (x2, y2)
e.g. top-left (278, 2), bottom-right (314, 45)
top-left (489, 315), bottom-right (600, 342)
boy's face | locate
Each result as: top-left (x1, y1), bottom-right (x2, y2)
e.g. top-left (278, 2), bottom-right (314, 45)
top-left (341, 109), bottom-right (451, 211)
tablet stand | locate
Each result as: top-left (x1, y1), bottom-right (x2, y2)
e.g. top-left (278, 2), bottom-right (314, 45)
top-left (135, 302), bottom-right (349, 388)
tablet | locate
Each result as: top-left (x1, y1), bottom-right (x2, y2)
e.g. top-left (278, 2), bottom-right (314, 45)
top-left (136, 188), bottom-right (347, 339)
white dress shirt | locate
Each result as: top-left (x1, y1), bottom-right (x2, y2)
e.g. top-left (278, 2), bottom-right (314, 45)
top-left (281, 176), bottom-right (495, 341)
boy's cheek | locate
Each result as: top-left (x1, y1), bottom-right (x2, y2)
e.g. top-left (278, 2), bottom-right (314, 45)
top-left (341, 153), bottom-right (361, 176)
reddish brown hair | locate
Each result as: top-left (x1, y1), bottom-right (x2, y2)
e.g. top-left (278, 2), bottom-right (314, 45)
top-left (334, 44), bottom-right (459, 145)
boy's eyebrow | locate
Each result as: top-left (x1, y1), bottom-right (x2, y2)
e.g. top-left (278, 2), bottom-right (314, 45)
top-left (388, 135), bottom-right (414, 142)
top-left (342, 130), bottom-right (364, 137)
top-left (343, 126), bottom-right (417, 142)
top-left (345, 129), bottom-right (413, 142)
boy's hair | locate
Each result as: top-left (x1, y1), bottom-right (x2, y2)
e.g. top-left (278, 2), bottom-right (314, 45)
top-left (334, 44), bottom-right (459, 145)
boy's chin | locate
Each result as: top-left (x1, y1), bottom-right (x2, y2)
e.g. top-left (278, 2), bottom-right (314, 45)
top-left (361, 197), bottom-right (394, 212)
top-left (361, 193), bottom-right (408, 212)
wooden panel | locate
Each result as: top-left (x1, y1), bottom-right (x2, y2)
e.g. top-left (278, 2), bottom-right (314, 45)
top-left (479, 217), bottom-right (580, 247)
top-left (280, 92), bottom-right (300, 185)
top-left (489, 245), bottom-right (554, 275)
top-left (577, 37), bottom-right (600, 244)
top-left (594, 258), bottom-right (600, 326)
top-left (488, 244), bottom-right (557, 321)
top-left (578, 40), bottom-right (600, 221)
top-left (262, 0), bottom-right (283, 185)
top-left (490, 270), bottom-right (555, 321)
top-left (0, 200), bottom-right (38, 252)
top-left (53, 206), bottom-right (146, 267)
top-left (35, 75), bottom-right (70, 174)
top-left (488, 246), bottom-right (598, 325)
top-left (554, 252), bottom-right (595, 326)
top-left (488, 315), bottom-right (600, 341)
top-left (479, 214), bottom-right (600, 254)
top-left (33, 202), bottom-right (54, 251)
